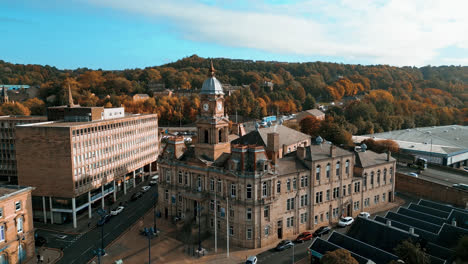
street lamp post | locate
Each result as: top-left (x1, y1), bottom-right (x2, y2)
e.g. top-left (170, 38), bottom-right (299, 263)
top-left (198, 202), bottom-right (201, 252)
top-left (144, 227), bottom-right (154, 264)
top-left (95, 208), bottom-right (108, 264)
top-left (153, 193), bottom-right (158, 231)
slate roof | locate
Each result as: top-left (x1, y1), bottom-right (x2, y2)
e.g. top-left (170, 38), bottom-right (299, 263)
top-left (408, 203), bottom-right (450, 219)
top-left (201, 76), bottom-right (224, 95)
top-left (374, 216), bottom-right (439, 243)
top-left (397, 207), bottom-right (446, 226)
top-left (275, 155), bottom-right (308, 175)
top-left (384, 211), bottom-right (441, 233)
top-left (354, 150), bottom-right (395, 168)
top-left (305, 143), bottom-right (353, 161)
top-left (232, 125), bottom-right (310, 148)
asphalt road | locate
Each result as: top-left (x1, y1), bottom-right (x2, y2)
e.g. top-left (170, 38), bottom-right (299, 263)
top-left (37, 186), bottom-right (158, 264)
top-left (257, 226), bottom-right (350, 264)
top-left (397, 165), bottom-right (468, 186)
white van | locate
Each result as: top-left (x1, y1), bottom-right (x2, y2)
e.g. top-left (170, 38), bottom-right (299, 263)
top-left (149, 174), bottom-right (159, 185)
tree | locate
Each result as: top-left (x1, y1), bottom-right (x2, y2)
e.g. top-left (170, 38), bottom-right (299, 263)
top-left (0, 102), bottom-right (31, 116)
top-left (300, 116), bottom-right (321, 137)
top-left (303, 94), bottom-right (316, 110)
top-left (393, 239), bottom-right (430, 264)
top-left (320, 249), bottom-right (358, 264)
top-left (23, 98), bottom-right (46, 115)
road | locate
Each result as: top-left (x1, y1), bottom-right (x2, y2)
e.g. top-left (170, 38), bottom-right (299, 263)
top-left (257, 226), bottom-right (351, 264)
top-left (36, 186), bottom-right (158, 264)
top-left (397, 165), bottom-right (468, 186)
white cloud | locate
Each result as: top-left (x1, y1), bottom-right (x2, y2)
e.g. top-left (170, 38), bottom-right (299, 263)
top-left (86, 0), bottom-right (468, 66)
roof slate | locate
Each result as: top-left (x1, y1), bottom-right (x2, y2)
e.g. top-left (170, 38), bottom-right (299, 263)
top-left (354, 150), bottom-right (395, 168)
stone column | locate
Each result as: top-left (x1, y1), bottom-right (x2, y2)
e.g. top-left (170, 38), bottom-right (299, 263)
top-left (101, 184), bottom-right (105, 209)
top-left (72, 197), bottom-right (77, 229)
top-left (42, 196), bottom-right (47, 224)
top-left (88, 191), bottom-right (92, 219)
top-left (49, 197), bottom-right (54, 224)
top-left (124, 178), bottom-right (127, 195)
top-left (133, 171), bottom-right (136, 187)
top-left (113, 180), bottom-right (117, 202)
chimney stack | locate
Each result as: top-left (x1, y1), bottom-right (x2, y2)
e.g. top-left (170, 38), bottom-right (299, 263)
top-left (387, 151), bottom-right (391, 161)
top-left (169, 136), bottom-right (186, 159)
top-left (409, 227), bottom-right (415, 235)
top-left (267, 133), bottom-right (279, 163)
top-left (330, 145), bottom-right (336, 157)
top-left (297, 146), bottom-right (306, 160)
top-left (386, 220), bottom-right (392, 227)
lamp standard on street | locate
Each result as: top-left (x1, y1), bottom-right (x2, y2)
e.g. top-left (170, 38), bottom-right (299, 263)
top-left (144, 227), bottom-right (155, 264)
top-left (94, 208), bottom-right (108, 264)
top-left (153, 192), bottom-right (158, 231)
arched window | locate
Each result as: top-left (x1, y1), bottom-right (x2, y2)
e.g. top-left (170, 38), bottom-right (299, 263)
top-left (383, 168), bottom-right (387, 183)
top-left (262, 182), bottom-right (267, 197)
top-left (377, 170), bottom-right (381, 184)
top-left (276, 181), bottom-right (281, 193)
top-left (204, 130), bottom-right (209, 144)
top-left (246, 184), bottom-right (252, 199)
top-left (363, 173), bottom-right (367, 188)
top-left (336, 162), bottom-right (340, 177)
top-left (316, 165), bottom-right (321, 180)
top-left (0, 253), bottom-right (8, 264)
top-left (370, 171), bottom-right (374, 186)
top-left (345, 160), bottom-right (350, 174)
top-left (219, 129), bottom-right (223, 143)
top-left (326, 163), bottom-right (330, 178)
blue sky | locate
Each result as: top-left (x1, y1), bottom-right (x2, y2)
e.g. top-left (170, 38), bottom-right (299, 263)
top-left (1, 0), bottom-right (468, 70)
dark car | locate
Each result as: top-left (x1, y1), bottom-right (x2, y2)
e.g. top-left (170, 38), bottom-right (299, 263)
top-left (275, 240), bottom-right (294, 251)
top-left (97, 214), bottom-right (111, 226)
top-left (35, 236), bottom-right (47, 247)
top-left (295, 231), bottom-right (313, 243)
top-left (313, 226), bottom-right (331, 237)
top-left (131, 192), bottom-right (143, 201)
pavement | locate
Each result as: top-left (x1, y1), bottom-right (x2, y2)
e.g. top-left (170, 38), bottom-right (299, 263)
top-left (26, 247), bottom-right (62, 264)
top-left (94, 194), bottom-right (406, 264)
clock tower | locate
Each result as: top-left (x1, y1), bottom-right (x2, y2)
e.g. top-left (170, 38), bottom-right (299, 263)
top-left (195, 61), bottom-right (230, 161)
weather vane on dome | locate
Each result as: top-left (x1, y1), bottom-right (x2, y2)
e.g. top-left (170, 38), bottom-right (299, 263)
top-left (209, 60), bottom-right (216, 77)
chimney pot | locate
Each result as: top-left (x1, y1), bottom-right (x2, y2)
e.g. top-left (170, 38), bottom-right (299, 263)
top-left (387, 151), bottom-right (391, 161)
top-left (330, 145), bottom-right (336, 157)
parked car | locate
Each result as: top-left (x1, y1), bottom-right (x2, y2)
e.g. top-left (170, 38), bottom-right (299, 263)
top-left (338, 217), bottom-right (354, 227)
top-left (97, 214), bottom-right (111, 226)
top-left (149, 175), bottom-right (159, 185)
top-left (295, 231), bottom-right (313, 243)
top-left (35, 236), bottom-right (47, 247)
top-left (110, 206), bottom-right (125, 216)
top-left (359, 212), bottom-right (370, 218)
top-left (141, 186), bottom-right (151, 192)
top-left (313, 226), bottom-right (331, 237)
top-left (131, 192), bottom-right (143, 201)
top-left (453, 183), bottom-right (468, 191)
top-left (408, 172), bottom-right (419, 177)
top-left (245, 256), bottom-right (258, 264)
top-left (139, 228), bottom-right (160, 237)
top-left (275, 240), bottom-right (294, 251)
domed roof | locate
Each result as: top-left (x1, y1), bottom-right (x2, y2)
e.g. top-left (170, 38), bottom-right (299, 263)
top-left (361, 143), bottom-right (367, 151)
top-left (200, 60), bottom-right (224, 95)
top-left (201, 77), bottom-right (224, 95)
top-left (315, 136), bottom-right (323, 144)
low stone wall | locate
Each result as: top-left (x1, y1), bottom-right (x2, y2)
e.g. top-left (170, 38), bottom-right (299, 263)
top-left (395, 173), bottom-right (468, 208)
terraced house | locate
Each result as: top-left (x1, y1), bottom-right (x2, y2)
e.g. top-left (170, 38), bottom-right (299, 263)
top-left (158, 64), bottom-right (396, 248)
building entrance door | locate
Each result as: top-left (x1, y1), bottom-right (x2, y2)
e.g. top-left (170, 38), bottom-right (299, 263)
top-left (165, 207), bottom-right (168, 219)
top-left (347, 204), bottom-right (351, 216)
top-left (388, 191), bottom-right (392, 202)
top-left (193, 200), bottom-right (197, 218)
top-left (277, 220), bottom-right (283, 239)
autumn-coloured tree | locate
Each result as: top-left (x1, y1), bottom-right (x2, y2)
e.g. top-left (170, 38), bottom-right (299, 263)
top-left (393, 239), bottom-right (430, 264)
top-left (361, 138), bottom-right (399, 153)
top-left (0, 102), bottom-right (31, 116)
top-left (23, 98), bottom-right (46, 115)
top-left (320, 249), bottom-right (358, 264)
top-left (300, 116), bottom-right (321, 137)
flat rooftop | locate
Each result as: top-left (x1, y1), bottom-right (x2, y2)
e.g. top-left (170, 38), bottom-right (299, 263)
top-left (353, 125), bottom-right (468, 155)
top-left (0, 185), bottom-right (34, 200)
top-left (16, 113), bottom-right (157, 128)
top-left (0, 115), bottom-right (47, 121)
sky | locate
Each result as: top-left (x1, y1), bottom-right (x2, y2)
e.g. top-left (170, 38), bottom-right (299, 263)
top-left (1, 0), bottom-right (468, 70)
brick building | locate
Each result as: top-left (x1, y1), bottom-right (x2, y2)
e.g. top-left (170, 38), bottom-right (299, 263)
top-left (15, 94), bottom-right (159, 228)
top-left (158, 65), bottom-right (396, 249)
top-left (0, 116), bottom-right (47, 184)
top-left (0, 185), bottom-right (35, 263)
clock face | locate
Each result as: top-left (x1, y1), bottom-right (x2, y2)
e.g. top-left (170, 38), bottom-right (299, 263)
top-left (217, 101), bottom-right (222, 111)
top-left (203, 103), bottom-right (209, 111)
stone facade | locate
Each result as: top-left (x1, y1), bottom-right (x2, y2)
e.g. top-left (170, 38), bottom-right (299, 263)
top-left (0, 186), bottom-right (35, 263)
top-left (157, 67), bottom-right (396, 249)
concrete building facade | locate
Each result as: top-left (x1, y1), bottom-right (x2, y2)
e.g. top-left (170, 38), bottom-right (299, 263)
top-left (15, 104), bottom-right (159, 228)
top-left (0, 185), bottom-right (35, 264)
top-left (0, 116), bottom-right (47, 184)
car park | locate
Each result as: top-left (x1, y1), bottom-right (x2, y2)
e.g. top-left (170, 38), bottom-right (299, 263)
top-left (131, 192), bottom-right (143, 201)
top-left (295, 231), bottom-right (313, 243)
top-left (141, 186), bottom-right (151, 192)
top-left (338, 216), bottom-right (354, 227)
top-left (275, 240), bottom-right (294, 251)
top-left (110, 206), bottom-right (124, 216)
top-left (245, 256), bottom-right (258, 264)
top-left (313, 226), bottom-right (331, 237)
top-left (359, 212), bottom-right (370, 218)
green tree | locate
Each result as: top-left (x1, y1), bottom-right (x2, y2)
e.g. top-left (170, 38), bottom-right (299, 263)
top-left (320, 249), bottom-right (358, 264)
top-left (303, 94), bottom-right (316, 110)
top-left (300, 116), bottom-right (321, 137)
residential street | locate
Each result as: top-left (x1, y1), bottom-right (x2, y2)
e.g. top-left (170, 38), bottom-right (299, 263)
top-left (36, 185), bottom-right (158, 264)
